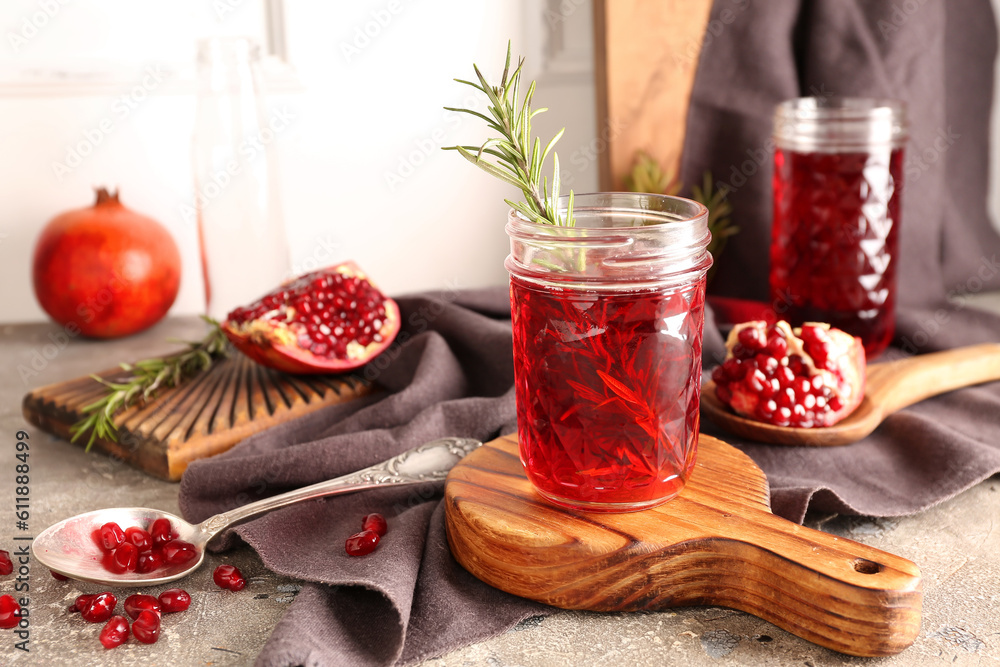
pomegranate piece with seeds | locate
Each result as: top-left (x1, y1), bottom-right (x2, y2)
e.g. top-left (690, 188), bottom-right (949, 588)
top-left (99, 615), bottom-right (130, 649)
top-left (711, 320), bottom-right (866, 428)
top-left (123, 594), bottom-right (161, 620)
top-left (362, 513), bottom-right (388, 537)
top-left (222, 262), bottom-right (401, 374)
top-left (213, 564), bottom-right (246, 592)
top-left (158, 588), bottom-right (191, 613)
top-left (80, 592), bottom-right (118, 623)
top-left (131, 609), bottom-right (161, 644)
top-left (345, 530), bottom-right (380, 556)
top-left (0, 595), bottom-right (21, 629)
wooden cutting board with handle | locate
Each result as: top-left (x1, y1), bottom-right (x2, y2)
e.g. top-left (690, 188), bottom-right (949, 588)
top-left (444, 433), bottom-right (922, 657)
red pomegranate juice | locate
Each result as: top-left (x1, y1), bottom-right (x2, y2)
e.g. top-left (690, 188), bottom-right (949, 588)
top-left (510, 276), bottom-right (705, 510)
top-left (770, 147), bottom-right (903, 357)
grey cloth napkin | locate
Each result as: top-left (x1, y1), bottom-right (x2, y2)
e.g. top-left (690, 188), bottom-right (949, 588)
top-left (178, 1), bottom-right (1000, 664)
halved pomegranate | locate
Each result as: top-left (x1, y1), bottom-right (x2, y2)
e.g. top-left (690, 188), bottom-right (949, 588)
top-left (223, 262), bottom-right (401, 374)
top-left (711, 320), bottom-right (866, 428)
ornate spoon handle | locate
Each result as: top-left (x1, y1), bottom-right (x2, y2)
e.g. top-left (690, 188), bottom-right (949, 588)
top-left (196, 437), bottom-right (482, 540)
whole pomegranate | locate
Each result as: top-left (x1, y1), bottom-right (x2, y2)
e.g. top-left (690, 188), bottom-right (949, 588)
top-left (223, 262), bottom-right (400, 374)
top-left (711, 320), bottom-right (865, 428)
top-left (32, 188), bottom-right (181, 338)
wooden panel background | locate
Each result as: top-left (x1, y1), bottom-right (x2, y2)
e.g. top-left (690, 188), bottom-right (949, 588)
top-left (593, 0), bottom-right (714, 190)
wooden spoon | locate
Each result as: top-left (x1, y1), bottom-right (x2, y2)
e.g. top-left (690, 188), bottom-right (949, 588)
top-left (701, 343), bottom-right (1000, 446)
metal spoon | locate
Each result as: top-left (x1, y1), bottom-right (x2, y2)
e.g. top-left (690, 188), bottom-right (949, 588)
top-left (32, 437), bottom-right (482, 587)
top-left (701, 343), bottom-right (1000, 446)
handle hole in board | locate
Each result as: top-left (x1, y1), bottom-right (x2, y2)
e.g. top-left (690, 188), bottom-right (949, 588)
top-left (853, 558), bottom-right (882, 574)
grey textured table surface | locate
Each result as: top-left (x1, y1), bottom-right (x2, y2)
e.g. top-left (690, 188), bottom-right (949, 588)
top-left (0, 315), bottom-right (997, 667)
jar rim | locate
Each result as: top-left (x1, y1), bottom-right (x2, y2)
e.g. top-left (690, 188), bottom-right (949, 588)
top-left (507, 192), bottom-right (709, 230)
top-left (774, 96), bottom-right (907, 151)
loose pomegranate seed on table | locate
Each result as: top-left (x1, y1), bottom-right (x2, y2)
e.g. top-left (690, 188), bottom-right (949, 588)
top-left (73, 593), bottom-right (97, 614)
top-left (158, 588), bottom-right (191, 613)
top-left (0, 594), bottom-right (21, 629)
top-left (362, 513), bottom-right (388, 537)
top-left (50, 570), bottom-right (70, 581)
top-left (131, 609), bottom-right (161, 644)
top-left (123, 594), bottom-right (161, 620)
top-left (345, 530), bottom-right (380, 557)
top-left (213, 564), bottom-right (246, 592)
top-left (0, 549), bottom-right (12, 575)
top-left (99, 615), bottom-right (130, 649)
top-left (80, 592), bottom-right (118, 623)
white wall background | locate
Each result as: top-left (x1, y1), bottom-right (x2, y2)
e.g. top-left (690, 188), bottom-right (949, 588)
top-left (0, 0), bottom-right (598, 324)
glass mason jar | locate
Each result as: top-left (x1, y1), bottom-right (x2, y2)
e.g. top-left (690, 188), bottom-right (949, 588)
top-left (770, 97), bottom-right (907, 358)
top-left (193, 37), bottom-right (291, 320)
top-left (505, 193), bottom-right (712, 512)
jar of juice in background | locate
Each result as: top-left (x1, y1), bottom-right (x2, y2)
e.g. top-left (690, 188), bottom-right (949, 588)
top-left (770, 97), bottom-right (907, 358)
top-left (506, 193), bottom-right (712, 512)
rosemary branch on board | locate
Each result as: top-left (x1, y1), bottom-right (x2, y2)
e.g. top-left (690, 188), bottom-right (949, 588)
top-left (445, 42), bottom-right (575, 227)
top-left (70, 317), bottom-right (230, 451)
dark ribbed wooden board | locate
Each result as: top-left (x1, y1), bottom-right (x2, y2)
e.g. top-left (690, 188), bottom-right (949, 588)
top-left (23, 354), bottom-right (374, 481)
top-left (445, 434), bottom-right (922, 658)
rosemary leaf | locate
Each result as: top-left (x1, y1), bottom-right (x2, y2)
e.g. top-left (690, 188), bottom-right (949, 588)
top-left (69, 320), bottom-right (230, 451)
top-left (447, 42), bottom-right (574, 227)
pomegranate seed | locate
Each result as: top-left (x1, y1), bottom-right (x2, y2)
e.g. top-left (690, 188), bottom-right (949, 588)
top-left (737, 326), bottom-right (766, 351)
top-left (80, 592), bottom-right (117, 623)
top-left (113, 543), bottom-right (139, 572)
top-left (158, 588), bottom-right (191, 613)
top-left (710, 366), bottom-right (726, 384)
top-left (766, 333), bottom-right (788, 357)
top-left (213, 564), bottom-right (246, 592)
top-left (125, 527), bottom-right (152, 551)
top-left (99, 615), bottom-right (130, 649)
top-left (361, 513), bottom-right (388, 537)
top-left (131, 609), bottom-right (161, 644)
top-left (149, 518), bottom-right (174, 546)
top-left (73, 594), bottom-right (97, 613)
top-left (123, 594), bottom-right (161, 620)
top-left (99, 522), bottom-right (126, 551)
top-left (0, 550), bottom-right (12, 576)
top-left (161, 540), bottom-right (198, 565)
top-left (136, 548), bottom-right (164, 574)
top-left (0, 594), bottom-right (21, 629)
top-left (50, 570), bottom-right (70, 581)
top-left (345, 530), bottom-right (380, 556)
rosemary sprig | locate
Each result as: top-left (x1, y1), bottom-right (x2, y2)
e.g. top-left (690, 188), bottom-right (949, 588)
top-left (70, 317), bottom-right (230, 451)
top-left (624, 152), bottom-right (739, 283)
top-left (445, 42), bottom-right (574, 227)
